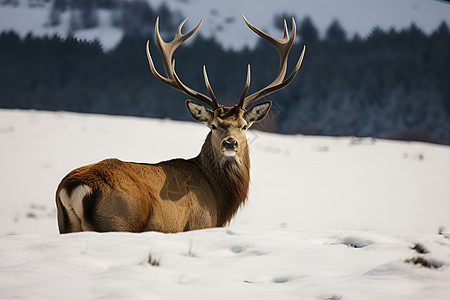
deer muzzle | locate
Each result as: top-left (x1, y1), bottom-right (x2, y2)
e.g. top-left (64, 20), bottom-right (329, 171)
top-left (222, 139), bottom-right (238, 156)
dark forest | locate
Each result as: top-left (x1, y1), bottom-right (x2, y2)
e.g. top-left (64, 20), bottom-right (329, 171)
top-left (1, 8), bottom-right (449, 144)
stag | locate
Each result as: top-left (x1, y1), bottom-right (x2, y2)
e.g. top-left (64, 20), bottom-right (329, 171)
top-left (56, 15), bottom-right (305, 233)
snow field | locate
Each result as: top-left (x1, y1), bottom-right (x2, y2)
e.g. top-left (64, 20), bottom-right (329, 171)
top-left (0, 109), bottom-right (450, 299)
top-left (1, 229), bottom-right (450, 299)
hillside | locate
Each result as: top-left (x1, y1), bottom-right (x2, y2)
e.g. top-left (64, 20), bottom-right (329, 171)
top-left (0, 109), bottom-right (449, 298)
top-left (1, 0), bottom-right (450, 50)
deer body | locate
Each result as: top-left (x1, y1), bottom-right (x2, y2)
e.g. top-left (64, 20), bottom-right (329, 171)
top-left (57, 107), bottom-right (252, 233)
top-left (56, 15), bottom-right (305, 233)
top-left (57, 158), bottom-right (218, 233)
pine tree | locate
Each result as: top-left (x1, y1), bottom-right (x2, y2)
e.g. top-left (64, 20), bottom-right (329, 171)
top-left (325, 20), bottom-right (347, 42)
top-left (298, 16), bottom-right (319, 43)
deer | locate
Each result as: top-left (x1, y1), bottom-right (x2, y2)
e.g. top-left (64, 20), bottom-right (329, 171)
top-left (55, 15), bottom-right (305, 233)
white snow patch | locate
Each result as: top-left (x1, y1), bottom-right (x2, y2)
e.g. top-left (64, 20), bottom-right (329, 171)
top-left (1, 0), bottom-right (450, 50)
top-left (0, 109), bottom-right (450, 299)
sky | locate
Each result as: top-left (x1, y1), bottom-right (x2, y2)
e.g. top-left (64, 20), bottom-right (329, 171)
top-left (1, 0), bottom-right (450, 50)
top-left (163, 0), bottom-right (450, 48)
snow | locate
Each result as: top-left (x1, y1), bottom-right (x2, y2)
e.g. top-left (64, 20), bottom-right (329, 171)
top-left (1, 109), bottom-right (450, 299)
top-left (167, 0), bottom-right (450, 49)
top-left (1, 0), bottom-right (450, 50)
top-left (72, 9), bottom-right (124, 51)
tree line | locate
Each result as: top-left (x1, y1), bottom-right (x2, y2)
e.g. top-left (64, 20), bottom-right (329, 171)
top-left (0, 17), bottom-right (449, 144)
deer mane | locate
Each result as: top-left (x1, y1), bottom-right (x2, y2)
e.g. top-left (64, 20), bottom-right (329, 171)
top-left (192, 132), bottom-right (250, 226)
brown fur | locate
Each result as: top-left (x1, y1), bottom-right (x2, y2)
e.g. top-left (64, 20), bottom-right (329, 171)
top-left (56, 106), bottom-right (254, 234)
top-left (192, 132), bottom-right (250, 226)
top-left (57, 15), bottom-right (304, 233)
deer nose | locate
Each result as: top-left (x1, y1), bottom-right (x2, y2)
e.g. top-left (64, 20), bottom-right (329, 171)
top-left (223, 139), bottom-right (237, 150)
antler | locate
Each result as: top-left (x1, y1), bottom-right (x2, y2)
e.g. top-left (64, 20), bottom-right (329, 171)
top-left (146, 17), bottom-right (220, 109)
top-left (238, 15), bottom-right (306, 109)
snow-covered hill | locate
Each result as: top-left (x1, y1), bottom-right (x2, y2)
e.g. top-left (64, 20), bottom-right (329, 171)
top-left (1, 0), bottom-right (450, 50)
top-left (0, 109), bottom-right (449, 299)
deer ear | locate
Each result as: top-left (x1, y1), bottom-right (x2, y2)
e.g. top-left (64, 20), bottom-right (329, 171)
top-left (244, 100), bottom-right (272, 125)
top-left (186, 100), bottom-right (213, 124)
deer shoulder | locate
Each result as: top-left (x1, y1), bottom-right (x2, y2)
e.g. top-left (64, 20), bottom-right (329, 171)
top-left (56, 15), bottom-right (305, 233)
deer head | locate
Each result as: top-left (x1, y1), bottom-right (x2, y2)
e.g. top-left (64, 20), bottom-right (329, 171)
top-left (146, 15), bottom-right (305, 162)
top-left (56, 15), bottom-right (307, 235)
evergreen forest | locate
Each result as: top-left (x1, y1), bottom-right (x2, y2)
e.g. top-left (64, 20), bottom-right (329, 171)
top-left (1, 14), bottom-right (449, 144)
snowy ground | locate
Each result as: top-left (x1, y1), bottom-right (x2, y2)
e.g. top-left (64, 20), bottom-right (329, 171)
top-left (1, 109), bottom-right (450, 299)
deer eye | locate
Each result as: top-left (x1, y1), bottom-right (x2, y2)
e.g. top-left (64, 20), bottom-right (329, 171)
top-left (211, 124), bottom-right (217, 130)
top-left (242, 125), bottom-right (248, 131)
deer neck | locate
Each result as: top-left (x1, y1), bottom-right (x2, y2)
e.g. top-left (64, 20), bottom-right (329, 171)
top-left (193, 132), bottom-right (250, 226)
